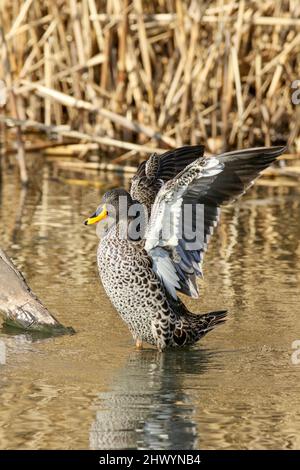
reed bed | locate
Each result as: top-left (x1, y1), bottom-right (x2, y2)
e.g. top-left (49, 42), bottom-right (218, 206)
top-left (0, 0), bottom-right (300, 183)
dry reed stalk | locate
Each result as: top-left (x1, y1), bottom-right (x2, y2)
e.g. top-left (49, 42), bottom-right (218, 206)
top-left (48, 158), bottom-right (137, 173)
top-left (115, 0), bottom-right (129, 112)
top-left (44, 40), bottom-right (52, 126)
top-left (20, 81), bottom-right (175, 146)
top-left (0, 18), bottom-right (28, 184)
top-left (0, 0), bottom-right (299, 179)
top-left (0, 115), bottom-right (165, 154)
top-left (134, 0), bottom-right (154, 109)
top-left (5, 0), bottom-right (34, 40)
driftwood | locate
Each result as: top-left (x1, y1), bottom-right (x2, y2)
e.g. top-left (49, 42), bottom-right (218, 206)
top-left (0, 115), bottom-right (165, 154)
top-left (0, 249), bottom-right (73, 335)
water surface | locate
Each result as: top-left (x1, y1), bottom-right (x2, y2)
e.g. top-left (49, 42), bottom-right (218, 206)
top-left (0, 165), bottom-right (300, 449)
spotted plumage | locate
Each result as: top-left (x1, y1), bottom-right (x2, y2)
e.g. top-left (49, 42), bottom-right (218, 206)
top-left (85, 145), bottom-right (286, 351)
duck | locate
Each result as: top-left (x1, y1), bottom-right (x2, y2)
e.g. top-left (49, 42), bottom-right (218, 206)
top-left (84, 145), bottom-right (285, 351)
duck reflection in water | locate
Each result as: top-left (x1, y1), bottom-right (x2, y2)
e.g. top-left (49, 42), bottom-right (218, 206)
top-left (90, 348), bottom-right (214, 450)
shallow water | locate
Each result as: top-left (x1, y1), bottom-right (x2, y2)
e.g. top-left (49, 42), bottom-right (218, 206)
top-left (0, 165), bottom-right (300, 450)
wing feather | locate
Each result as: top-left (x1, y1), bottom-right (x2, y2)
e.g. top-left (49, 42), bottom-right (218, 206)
top-left (130, 145), bottom-right (204, 209)
top-left (145, 146), bottom-right (286, 299)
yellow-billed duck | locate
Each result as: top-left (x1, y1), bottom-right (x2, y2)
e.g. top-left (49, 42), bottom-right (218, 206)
top-left (84, 145), bottom-right (285, 351)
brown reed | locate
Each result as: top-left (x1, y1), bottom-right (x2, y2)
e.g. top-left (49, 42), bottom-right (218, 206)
top-left (0, 0), bottom-right (300, 180)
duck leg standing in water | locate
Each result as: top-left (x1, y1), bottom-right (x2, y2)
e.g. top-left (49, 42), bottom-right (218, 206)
top-left (84, 145), bottom-right (286, 351)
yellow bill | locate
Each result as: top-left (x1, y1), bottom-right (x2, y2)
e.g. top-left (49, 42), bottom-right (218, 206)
top-left (84, 204), bottom-right (108, 225)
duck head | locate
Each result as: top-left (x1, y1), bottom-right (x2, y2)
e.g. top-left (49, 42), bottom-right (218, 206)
top-left (84, 188), bottom-right (133, 226)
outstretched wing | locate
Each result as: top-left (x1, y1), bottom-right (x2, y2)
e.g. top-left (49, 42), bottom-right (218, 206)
top-left (144, 146), bottom-right (286, 299)
top-left (130, 145), bottom-right (204, 209)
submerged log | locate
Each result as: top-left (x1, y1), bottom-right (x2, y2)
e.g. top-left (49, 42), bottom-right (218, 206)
top-left (0, 249), bottom-right (74, 335)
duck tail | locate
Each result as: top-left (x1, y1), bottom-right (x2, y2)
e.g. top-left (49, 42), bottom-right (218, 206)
top-left (190, 309), bottom-right (228, 342)
top-left (167, 295), bottom-right (227, 346)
